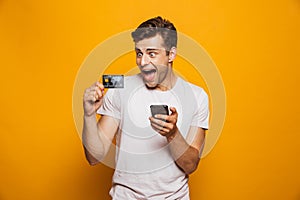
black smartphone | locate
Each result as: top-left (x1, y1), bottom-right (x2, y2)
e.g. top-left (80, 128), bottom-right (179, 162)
top-left (150, 105), bottom-right (169, 119)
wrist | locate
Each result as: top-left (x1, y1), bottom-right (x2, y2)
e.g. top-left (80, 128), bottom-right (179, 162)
top-left (166, 128), bottom-right (178, 142)
top-left (84, 112), bottom-right (97, 119)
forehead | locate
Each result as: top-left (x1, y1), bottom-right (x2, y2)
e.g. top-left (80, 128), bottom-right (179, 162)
top-left (135, 34), bottom-right (165, 50)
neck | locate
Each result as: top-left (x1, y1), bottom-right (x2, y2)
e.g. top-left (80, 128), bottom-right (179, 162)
top-left (156, 69), bottom-right (177, 91)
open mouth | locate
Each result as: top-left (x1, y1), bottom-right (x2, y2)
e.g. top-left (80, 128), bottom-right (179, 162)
top-left (142, 69), bottom-right (157, 75)
top-left (141, 69), bottom-right (157, 82)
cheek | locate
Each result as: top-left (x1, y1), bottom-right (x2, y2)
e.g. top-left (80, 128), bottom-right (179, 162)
top-left (136, 58), bottom-right (140, 65)
top-left (154, 58), bottom-right (168, 66)
top-left (157, 67), bottom-right (169, 79)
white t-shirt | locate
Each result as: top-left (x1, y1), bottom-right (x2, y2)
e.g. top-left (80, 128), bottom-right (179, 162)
top-left (97, 74), bottom-right (209, 199)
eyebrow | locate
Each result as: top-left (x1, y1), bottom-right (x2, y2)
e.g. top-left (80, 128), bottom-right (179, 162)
top-left (135, 48), bottom-right (161, 51)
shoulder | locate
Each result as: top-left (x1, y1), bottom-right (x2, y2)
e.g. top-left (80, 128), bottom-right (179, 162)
top-left (178, 77), bottom-right (208, 98)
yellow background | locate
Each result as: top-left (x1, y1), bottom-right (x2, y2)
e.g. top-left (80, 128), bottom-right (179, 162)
top-left (1, 0), bottom-right (300, 199)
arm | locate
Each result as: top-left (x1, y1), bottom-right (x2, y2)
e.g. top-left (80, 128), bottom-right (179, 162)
top-left (82, 115), bottom-right (119, 165)
top-left (149, 107), bottom-right (206, 174)
top-left (166, 126), bottom-right (205, 174)
top-left (82, 82), bottom-right (119, 165)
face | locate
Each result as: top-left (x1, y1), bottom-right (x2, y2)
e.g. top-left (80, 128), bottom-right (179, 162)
top-left (135, 34), bottom-right (174, 89)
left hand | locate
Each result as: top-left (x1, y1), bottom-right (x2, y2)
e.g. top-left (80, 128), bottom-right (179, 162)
top-left (149, 107), bottom-right (178, 138)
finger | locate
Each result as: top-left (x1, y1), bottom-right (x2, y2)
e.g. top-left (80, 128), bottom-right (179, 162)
top-left (168, 107), bottom-right (178, 123)
top-left (84, 83), bottom-right (104, 103)
top-left (94, 87), bottom-right (103, 100)
top-left (89, 84), bottom-right (104, 100)
top-left (89, 82), bottom-right (104, 94)
top-left (151, 123), bottom-right (170, 134)
top-left (95, 81), bottom-right (105, 91)
top-left (149, 118), bottom-right (173, 134)
top-left (154, 114), bottom-right (168, 121)
top-left (149, 117), bottom-right (166, 127)
top-left (94, 92), bottom-right (99, 101)
top-left (85, 94), bottom-right (97, 102)
top-left (170, 107), bottom-right (177, 116)
top-left (151, 125), bottom-right (162, 134)
top-left (86, 90), bottom-right (98, 100)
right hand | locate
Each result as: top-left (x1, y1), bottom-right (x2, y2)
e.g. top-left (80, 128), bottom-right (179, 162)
top-left (83, 82), bottom-right (105, 117)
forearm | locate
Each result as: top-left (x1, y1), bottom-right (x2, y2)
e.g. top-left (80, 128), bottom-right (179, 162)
top-left (167, 130), bottom-right (200, 175)
top-left (149, 107), bottom-right (204, 174)
top-left (82, 114), bottom-right (107, 165)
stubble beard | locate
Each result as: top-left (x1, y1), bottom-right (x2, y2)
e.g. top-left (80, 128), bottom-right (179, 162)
top-left (144, 67), bottom-right (170, 90)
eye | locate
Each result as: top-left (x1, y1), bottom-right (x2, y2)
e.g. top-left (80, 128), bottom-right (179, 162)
top-left (136, 52), bottom-right (143, 57)
top-left (149, 52), bottom-right (156, 58)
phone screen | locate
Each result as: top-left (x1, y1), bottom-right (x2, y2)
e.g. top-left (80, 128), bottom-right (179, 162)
top-left (150, 105), bottom-right (169, 118)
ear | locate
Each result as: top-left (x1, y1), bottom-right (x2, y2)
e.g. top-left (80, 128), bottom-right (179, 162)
top-left (168, 47), bottom-right (177, 63)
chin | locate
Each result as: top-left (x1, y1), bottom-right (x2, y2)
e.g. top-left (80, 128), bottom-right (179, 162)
top-left (145, 82), bottom-right (158, 89)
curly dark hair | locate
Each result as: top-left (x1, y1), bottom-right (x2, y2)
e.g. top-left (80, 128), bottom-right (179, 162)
top-left (131, 16), bottom-right (177, 52)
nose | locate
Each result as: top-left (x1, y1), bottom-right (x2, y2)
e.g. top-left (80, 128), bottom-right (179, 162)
top-left (140, 54), bottom-right (150, 67)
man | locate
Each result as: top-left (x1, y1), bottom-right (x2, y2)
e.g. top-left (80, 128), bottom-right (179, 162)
top-left (82, 16), bottom-right (209, 199)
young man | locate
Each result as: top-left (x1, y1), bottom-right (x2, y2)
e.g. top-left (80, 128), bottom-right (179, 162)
top-left (82, 16), bottom-right (209, 199)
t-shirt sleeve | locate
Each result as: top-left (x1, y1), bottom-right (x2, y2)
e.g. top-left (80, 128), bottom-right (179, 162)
top-left (190, 89), bottom-right (209, 130)
top-left (97, 89), bottom-right (121, 120)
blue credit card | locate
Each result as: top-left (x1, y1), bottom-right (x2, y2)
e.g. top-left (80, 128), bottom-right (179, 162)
top-left (102, 75), bottom-right (124, 88)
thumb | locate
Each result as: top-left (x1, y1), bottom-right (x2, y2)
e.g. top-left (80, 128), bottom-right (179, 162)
top-left (170, 107), bottom-right (177, 115)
